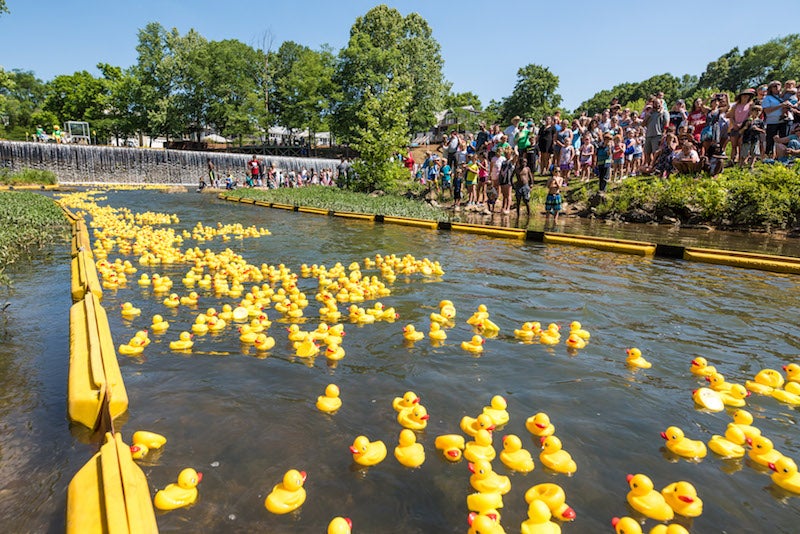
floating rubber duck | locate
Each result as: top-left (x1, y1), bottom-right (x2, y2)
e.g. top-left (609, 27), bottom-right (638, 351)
top-left (772, 381), bottom-right (800, 406)
top-left (748, 435), bottom-right (785, 468)
top-left (470, 459), bottom-right (511, 494)
top-left (769, 456), bottom-right (800, 494)
top-left (192, 315), bottom-right (209, 335)
top-left (524, 483), bottom-right (575, 522)
top-left (461, 335), bottom-right (485, 353)
top-left (661, 481), bottom-right (703, 517)
top-left (526, 413), bottom-right (555, 437)
top-left (660, 426), bottom-right (707, 459)
top-left (316, 384), bottom-right (342, 413)
top-left (611, 517), bottom-right (690, 534)
top-left (231, 306), bottom-right (250, 322)
top-left (569, 321), bottom-right (590, 340)
top-left (325, 343), bottom-right (345, 360)
top-left (397, 404), bottom-right (429, 430)
top-left (439, 300), bottom-right (456, 319)
top-left (163, 293), bottom-right (180, 308)
top-left (328, 517), bottom-right (353, 534)
top-left (180, 291), bottom-right (199, 306)
top-left (393, 391), bottom-right (420, 413)
top-left (514, 322), bottom-right (541, 341)
top-left (690, 357), bottom-right (717, 377)
top-left (538, 325), bottom-right (560, 346)
top-left (169, 331), bottom-right (193, 351)
top-left (477, 317), bottom-right (500, 333)
top-left (719, 383), bottom-right (750, 407)
top-left (539, 436), bottom-right (576, 475)
top-left (154, 468), bottom-right (202, 510)
top-left (500, 434), bottom-right (534, 473)
top-left (466, 304), bottom-right (489, 326)
top-left (294, 338), bottom-right (320, 358)
top-left (461, 413), bottom-right (496, 437)
top-left (403, 324), bottom-right (424, 342)
top-left (466, 491), bottom-right (504, 518)
top-left (482, 395), bottom-right (509, 427)
top-left (119, 337), bottom-right (144, 356)
top-left (254, 334), bottom-right (276, 352)
top-left (565, 334), bottom-right (586, 349)
top-left (265, 469), bottom-right (307, 514)
top-left (218, 304), bottom-right (234, 322)
top-left (705, 372), bottom-right (734, 393)
top-left (130, 430), bottom-right (167, 459)
top-left (784, 363), bottom-right (800, 384)
top-left (207, 316), bottom-right (226, 333)
top-left (708, 423), bottom-right (747, 459)
top-left (520, 499), bottom-right (560, 534)
top-left (137, 274), bottom-right (151, 286)
top-left (394, 429), bottom-right (425, 468)
top-left (434, 434), bottom-right (465, 461)
top-left (150, 314), bottom-right (170, 333)
top-left (120, 302), bottom-right (141, 318)
top-left (238, 325), bottom-right (257, 343)
top-left (691, 387), bottom-right (724, 412)
top-left (468, 512), bottom-right (505, 534)
top-left (349, 435), bottom-right (386, 466)
top-left (429, 322), bottom-right (447, 342)
top-left (731, 409), bottom-right (761, 440)
top-left (625, 473), bottom-right (673, 521)
top-left (464, 429), bottom-right (496, 463)
top-left (746, 368), bottom-right (784, 395)
top-left (626, 348), bottom-right (651, 369)
top-left (286, 324), bottom-right (309, 342)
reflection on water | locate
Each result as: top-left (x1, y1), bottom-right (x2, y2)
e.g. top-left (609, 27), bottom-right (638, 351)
top-left (1, 190), bottom-right (799, 532)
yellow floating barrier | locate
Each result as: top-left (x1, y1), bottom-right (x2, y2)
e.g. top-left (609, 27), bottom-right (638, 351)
top-left (298, 206), bottom-right (330, 215)
top-left (218, 193), bottom-right (230, 200)
top-left (333, 211), bottom-right (375, 221)
top-left (684, 247), bottom-right (800, 274)
top-left (253, 200), bottom-right (271, 207)
top-left (69, 293), bottom-right (128, 429)
top-left (382, 215), bottom-right (438, 229)
top-left (71, 221), bottom-right (93, 258)
top-left (450, 222), bottom-right (526, 239)
top-left (271, 203), bottom-right (296, 210)
top-left (67, 432), bottom-right (158, 534)
top-left (543, 233), bottom-right (656, 256)
top-left (239, 198), bottom-right (255, 204)
top-left (71, 250), bottom-right (103, 302)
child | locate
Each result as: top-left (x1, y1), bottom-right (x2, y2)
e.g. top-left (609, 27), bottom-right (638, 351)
top-left (579, 134), bottom-right (594, 182)
top-left (225, 172), bottom-right (235, 190)
top-left (476, 153), bottom-right (489, 204)
top-left (452, 167), bottom-right (463, 211)
top-left (611, 134), bottom-right (625, 181)
top-left (514, 157), bottom-right (532, 219)
top-left (426, 157), bottom-right (440, 188)
top-left (558, 140), bottom-right (574, 185)
top-left (545, 171), bottom-right (562, 223)
top-left (740, 105), bottom-right (765, 168)
top-left (595, 133), bottom-right (613, 192)
top-left (463, 154), bottom-right (479, 206)
top-left (440, 160), bottom-right (452, 200)
top-left (485, 182), bottom-right (499, 213)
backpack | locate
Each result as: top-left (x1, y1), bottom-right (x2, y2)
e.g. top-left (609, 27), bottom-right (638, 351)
top-left (500, 161), bottom-right (515, 183)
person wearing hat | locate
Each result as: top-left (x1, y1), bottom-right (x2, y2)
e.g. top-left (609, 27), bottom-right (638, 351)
top-left (762, 80), bottom-right (790, 156)
top-left (504, 116), bottom-right (521, 148)
top-left (727, 88), bottom-right (756, 164)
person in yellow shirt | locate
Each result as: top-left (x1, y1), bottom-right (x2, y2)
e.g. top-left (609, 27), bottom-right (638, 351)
top-left (463, 153), bottom-right (479, 206)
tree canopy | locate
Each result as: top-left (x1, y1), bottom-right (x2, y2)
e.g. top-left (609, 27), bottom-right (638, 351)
top-left (500, 64), bottom-right (562, 123)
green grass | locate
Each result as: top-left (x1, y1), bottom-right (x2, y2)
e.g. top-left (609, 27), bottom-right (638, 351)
top-left (0, 168), bottom-right (57, 186)
top-left (226, 186), bottom-right (449, 221)
top-left (0, 191), bottom-right (69, 285)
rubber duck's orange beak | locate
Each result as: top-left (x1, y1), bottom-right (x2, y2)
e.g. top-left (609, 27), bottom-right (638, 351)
top-left (746, 437), bottom-right (753, 446)
top-left (783, 365), bottom-right (788, 371)
top-left (447, 450), bottom-right (459, 458)
top-left (562, 507), bottom-right (576, 520)
top-left (705, 376), bottom-right (711, 382)
top-left (349, 446), bottom-right (358, 454)
top-left (487, 424), bottom-right (495, 431)
top-left (746, 391), bottom-right (752, 397)
top-left (413, 398), bottom-right (419, 404)
top-left (678, 495), bottom-right (694, 503)
top-left (536, 423), bottom-right (547, 429)
top-left (540, 437), bottom-right (547, 445)
top-left (660, 431), bottom-right (668, 440)
top-left (467, 512), bottom-right (477, 526)
top-left (130, 445), bottom-right (141, 454)
top-left (196, 472), bottom-right (203, 482)
top-left (611, 517), bottom-right (621, 528)
top-left (769, 462), bottom-right (777, 471)
top-left (691, 359), bottom-right (700, 366)
top-left (468, 462), bottom-right (476, 473)
top-left (420, 414), bottom-right (430, 421)
top-left (626, 474), bottom-right (634, 483)
top-left (300, 471), bottom-right (307, 482)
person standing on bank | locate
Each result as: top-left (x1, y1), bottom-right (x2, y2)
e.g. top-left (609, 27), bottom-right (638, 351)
top-left (643, 97), bottom-right (670, 167)
top-left (762, 80), bottom-right (790, 157)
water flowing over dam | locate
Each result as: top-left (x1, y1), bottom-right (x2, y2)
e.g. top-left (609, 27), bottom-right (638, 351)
top-left (0, 141), bottom-right (339, 184)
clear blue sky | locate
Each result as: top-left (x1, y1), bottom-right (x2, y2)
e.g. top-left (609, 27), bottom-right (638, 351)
top-left (1, 0), bottom-right (796, 111)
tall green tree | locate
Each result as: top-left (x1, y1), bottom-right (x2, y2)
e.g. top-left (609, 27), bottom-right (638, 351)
top-left (500, 64), bottom-right (562, 123)
top-left (133, 22), bottom-right (180, 143)
top-left (43, 70), bottom-right (108, 125)
top-left (444, 91), bottom-right (482, 110)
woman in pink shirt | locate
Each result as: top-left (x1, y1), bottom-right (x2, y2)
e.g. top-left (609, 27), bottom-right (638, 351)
top-left (727, 88), bottom-right (755, 165)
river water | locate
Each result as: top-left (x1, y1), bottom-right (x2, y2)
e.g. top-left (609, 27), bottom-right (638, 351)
top-left (1, 190), bottom-right (799, 533)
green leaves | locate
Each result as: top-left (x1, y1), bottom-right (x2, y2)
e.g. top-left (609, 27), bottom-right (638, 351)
top-left (501, 64), bottom-right (562, 123)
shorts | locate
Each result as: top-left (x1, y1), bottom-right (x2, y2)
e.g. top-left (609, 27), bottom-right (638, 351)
top-left (579, 156), bottom-right (591, 166)
top-left (613, 158), bottom-right (624, 165)
top-left (545, 193), bottom-right (562, 214)
top-left (559, 163), bottom-right (572, 171)
top-left (515, 184), bottom-right (531, 203)
top-left (645, 136), bottom-right (662, 155)
top-left (741, 141), bottom-right (759, 157)
top-left (499, 174), bottom-right (512, 186)
top-left (632, 153), bottom-right (643, 160)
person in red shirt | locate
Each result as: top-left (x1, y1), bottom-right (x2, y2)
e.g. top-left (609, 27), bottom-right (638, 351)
top-left (687, 98), bottom-right (709, 143)
top-left (404, 150), bottom-right (415, 178)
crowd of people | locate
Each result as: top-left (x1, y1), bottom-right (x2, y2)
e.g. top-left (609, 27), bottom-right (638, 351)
top-left (199, 155), bottom-right (344, 191)
top-left (409, 78), bottom-right (800, 217)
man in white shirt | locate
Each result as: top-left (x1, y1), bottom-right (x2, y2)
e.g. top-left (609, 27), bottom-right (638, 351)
top-left (504, 116), bottom-right (521, 147)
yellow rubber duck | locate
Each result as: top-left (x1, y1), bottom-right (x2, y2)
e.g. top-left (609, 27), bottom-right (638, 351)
top-left (294, 337), bottom-right (319, 358)
top-left (464, 429), bottom-right (496, 463)
top-left (120, 302), bottom-right (141, 318)
top-left (538, 326), bottom-right (560, 346)
top-left (691, 387), bottom-right (724, 412)
top-left (565, 334), bottom-right (586, 349)
top-left (626, 473), bottom-right (674, 521)
top-left (466, 304), bottom-right (489, 326)
top-left (119, 337), bottom-right (145, 356)
top-left (539, 436), bottom-right (576, 475)
top-left (461, 335), bottom-right (485, 353)
top-left (207, 316), bottom-right (226, 333)
top-left (500, 434), bottom-right (534, 473)
top-left (163, 293), bottom-right (180, 308)
top-left (402, 324), bottom-right (424, 342)
top-left (514, 322), bottom-right (541, 341)
top-left (286, 324), bottom-right (308, 342)
top-left (231, 306), bottom-right (250, 322)
top-left (769, 456), bottom-right (800, 494)
top-left (264, 469), bottom-right (307, 514)
top-left (394, 429), bottom-right (425, 468)
top-left (461, 413), bottom-right (496, 437)
top-left (349, 435), bottom-right (386, 466)
top-left (180, 291), bottom-right (199, 306)
top-left (254, 334), bottom-right (276, 352)
top-left (133, 329), bottom-right (151, 347)
top-left (439, 300), bottom-right (456, 319)
top-left (690, 357), bottom-right (717, 377)
top-left (746, 368), bottom-right (784, 395)
top-left (772, 380), bottom-right (800, 406)
top-left (469, 459), bottom-right (510, 495)
top-left (324, 342), bottom-right (345, 360)
top-left (397, 404), bottom-right (429, 430)
top-left (393, 391), bottom-right (420, 413)
top-left (434, 434), bottom-right (465, 462)
top-left (526, 412), bottom-right (555, 437)
top-left (137, 274), bottom-right (151, 286)
top-left (150, 314), bottom-right (169, 333)
top-left (660, 426), bottom-right (707, 459)
top-left (784, 363), bottom-right (800, 383)
top-left (708, 423), bottom-right (747, 459)
top-left (731, 409), bottom-right (761, 440)
top-left (316, 384), bottom-right (342, 413)
top-left (169, 331), bottom-right (193, 351)
top-left (191, 315), bottom-right (209, 335)
top-left (524, 483), bottom-right (575, 522)
top-left (568, 321), bottom-right (590, 340)
top-left (466, 491), bottom-right (504, 519)
top-left (661, 481), bottom-right (703, 517)
top-left (612, 517), bottom-right (689, 534)
top-left (706, 372), bottom-right (733, 393)
top-left (748, 435), bottom-right (785, 468)
top-left (719, 383), bottom-right (750, 407)
top-left (328, 517), bottom-right (353, 534)
top-left (130, 430), bottom-right (167, 459)
top-left (482, 395), bottom-right (509, 426)
top-left (468, 513), bottom-right (505, 534)
top-left (521, 499), bottom-right (560, 534)
top-left (626, 348), bottom-right (651, 369)
top-left (429, 322), bottom-right (447, 342)
top-left (238, 325), bottom-right (258, 343)
top-left (154, 468), bottom-right (202, 510)
top-left (477, 316), bottom-right (500, 333)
